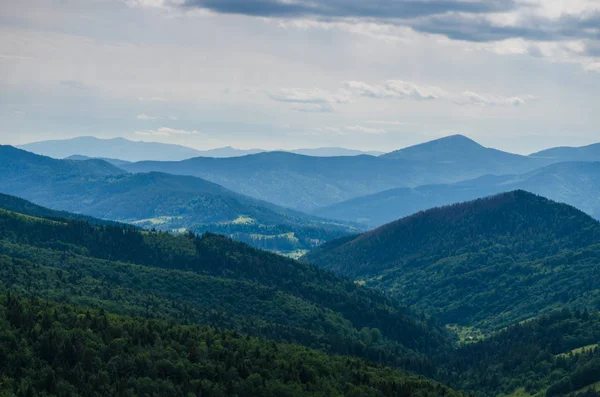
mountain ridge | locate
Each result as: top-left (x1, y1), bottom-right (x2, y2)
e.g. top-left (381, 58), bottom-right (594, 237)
top-left (304, 190), bottom-right (600, 329)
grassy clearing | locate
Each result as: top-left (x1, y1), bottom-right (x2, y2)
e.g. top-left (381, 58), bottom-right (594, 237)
top-left (446, 324), bottom-right (486, 344)
top-left (556, 344), bottom-right (599, 358)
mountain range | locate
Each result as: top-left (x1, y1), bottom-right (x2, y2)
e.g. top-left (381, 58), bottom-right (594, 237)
top-left (19, 136), bottom-right (384, 161)
top-left (0, 145), bottom-right (357, 254)
top-left (121, 135), bottom-right (555, 211)
top-left (315, 161), bottom-right (600, 226)
top-left (305, 191), bottom-right (600, 330)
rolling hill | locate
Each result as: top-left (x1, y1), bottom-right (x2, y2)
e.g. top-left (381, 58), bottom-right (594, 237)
top-left (0, 201), bottom-right (463, 396)
top-left (122, 135), bottom-right (549, 211)
top-left (0, 146), bottom-right (356, 253)
top-left (0, 199), bottom-right (452, 372)
top-left (305, 191), bottom-right (600, 330)
top-left (314, 161), bottom-right (600, 226)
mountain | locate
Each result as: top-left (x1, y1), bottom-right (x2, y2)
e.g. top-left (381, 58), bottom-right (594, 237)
top-left (290, 147), bottom-right (385, 156)
top-left (0, 203), bottom-right (461, 396)
top-left (305, 191), bottom-right (600, 330)
top-left (19, 136), bottom-right (206, 162)
top-left (122, 135), bottom-right (547, 211)
top-left (0, 200), bottom-right (452, 371)
top-left (66, 154), bottom-right (132, 166)
top-left (20, 136), bottom-right (386, 162)
top-left (0, 193), bottom-right (122, 226)
top-left (530, 142), bottom-right (600, 162)
top-left (381, 134), bottom-right (536, 173)
top-left (315, 161), bottom-right (600, 226)
top-left (0, 146), bottom-right (357, 254)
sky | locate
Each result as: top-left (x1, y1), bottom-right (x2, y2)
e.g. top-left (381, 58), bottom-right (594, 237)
top-left (0, 0), bottom-right (599, 154)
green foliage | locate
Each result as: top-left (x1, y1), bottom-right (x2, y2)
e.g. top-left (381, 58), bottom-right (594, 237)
top-left (0, 295), bottom-right (463, 397)
top-left (437, 308), bottom-right (600, 397)
top-left (306, 191), bottom-right (600, 330)
top-left (0, 203), bottom-right (450, 374)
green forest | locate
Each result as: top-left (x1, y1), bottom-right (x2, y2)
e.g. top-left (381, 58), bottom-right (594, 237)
top-left (1, 193), bottom-right (600, 396)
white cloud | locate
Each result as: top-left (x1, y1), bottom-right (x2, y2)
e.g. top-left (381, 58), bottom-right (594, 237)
top-left (137, 113), bottom-right (159, 120)
top-left (342, 80), bottom-right (537, 107)
top-left (269, 88), bottom-right (349, 104)
top-left (135, 127), bottom-right (200, 136)
top-left (344, 80), bottom-right (446, 100)
top-left (168, 115), bottom-right (178, 120)
top-left (453, 92), bottom-right (539, 106)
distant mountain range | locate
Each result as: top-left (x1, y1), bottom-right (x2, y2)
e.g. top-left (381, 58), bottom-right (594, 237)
top-left (314, 161), bottom-right (600, 226)
top-left (305, 191), bottom-right (600, 330)
top-left (121, 135), bottom-right (565, 211)
top-left (529, 142), bottom-right (600, 162)
top-left (0, 146), bottom-right (357, 253)
top-left (19, 136), bottom-right (384, 161)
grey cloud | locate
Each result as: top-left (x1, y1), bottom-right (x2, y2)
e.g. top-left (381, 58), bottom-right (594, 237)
top-left (182, 0), bottom-right (515, 19)
top-left (177, 0), bottom-right (600, 46)
top-left (411, 12), bottom-right (600, 43)
top-left (585, 40), bottom-right (600, 57)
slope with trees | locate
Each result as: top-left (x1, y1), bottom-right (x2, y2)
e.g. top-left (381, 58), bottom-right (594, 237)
top-left (305, 191), bottom-right (600, 330)
top-left (0, 146), bottom-right (358, 254)
top-left (0, 198), bottom-right (451, 373)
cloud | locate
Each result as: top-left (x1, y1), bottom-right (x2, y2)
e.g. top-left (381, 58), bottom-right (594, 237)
top-left (135, 127), bottom-right (200, 136)
top-left (181, 0), bottom-right (515, 19)
top-left (454, 91), bottom-right (538, 106)
top-left (136, 114), bottom-right (179, 120)
top-left (344, 80), bottom-right (446, 100)
top-left (344, 80), bottom-right (536, 106)
top-left (269, 87), bottom-right (349, 104)
top-left (137, 113), bottom-right (159, 120)
top-left (138, 0), bottom-right (600, 73)
top-left (268, 87), bottom-right (350, 112)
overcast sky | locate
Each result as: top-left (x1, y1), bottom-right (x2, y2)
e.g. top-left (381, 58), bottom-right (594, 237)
top-left (1, 0), bottom-right (599, 154)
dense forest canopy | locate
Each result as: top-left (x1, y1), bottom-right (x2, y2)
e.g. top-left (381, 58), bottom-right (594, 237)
top-left (305, 191), bottom-right (600, 329)
top-left (2, 193), bottom-right (600, 396)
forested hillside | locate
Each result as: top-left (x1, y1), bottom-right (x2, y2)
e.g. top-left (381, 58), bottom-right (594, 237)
top-left (305, 191), bottom-right (600, 330)
top-left (0, 199), bottom-right (450, 374)
top-left (439, 308), bottom-right (600, 397)
top-left (0, 296), bottom-right (462, 397)
top-left (0, 146), bottom-right (357, 254)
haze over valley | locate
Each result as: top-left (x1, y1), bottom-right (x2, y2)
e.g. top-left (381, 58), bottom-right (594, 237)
top-left (2, 0), bottom-right (600, 396)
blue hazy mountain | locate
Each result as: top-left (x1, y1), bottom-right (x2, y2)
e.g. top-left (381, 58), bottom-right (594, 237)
top-left (0, 146), bottom-right (356, 253)
top-left (122, 135), bottom-right (546, 211)
top-left (314, 161), bottom-right (600, 226)
top-left (529, 142), bottom-right (600, 162)
top-left (20, 136), bottom-right (385, 161)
